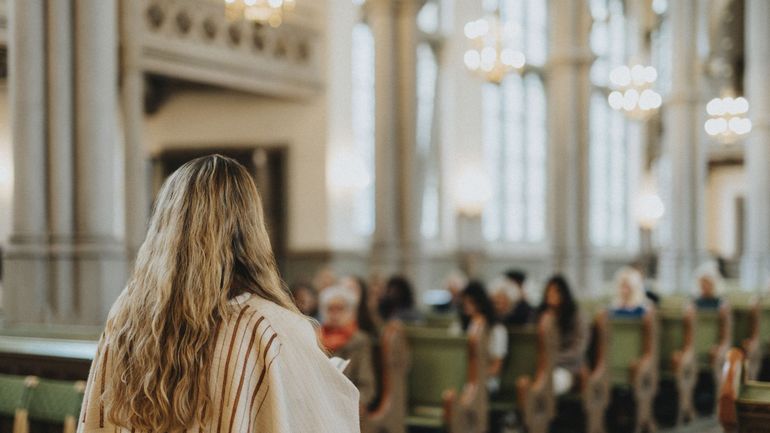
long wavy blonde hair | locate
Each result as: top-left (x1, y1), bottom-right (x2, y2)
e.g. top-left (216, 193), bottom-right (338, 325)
top-left (105, 155), bottom-right (298, 432)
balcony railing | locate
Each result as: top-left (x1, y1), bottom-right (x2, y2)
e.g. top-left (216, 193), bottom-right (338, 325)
top-left (133, 0), bottom-right (322, 98)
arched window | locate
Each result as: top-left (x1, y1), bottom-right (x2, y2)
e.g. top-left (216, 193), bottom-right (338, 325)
top-left (482, 0), bottom-right (548, 244)
top-left (351, 21), bottom-right (376, 236)
top-left (417, 0), bottom-right (444, 240)
top-left (589, 0), bottom-right (635, 248)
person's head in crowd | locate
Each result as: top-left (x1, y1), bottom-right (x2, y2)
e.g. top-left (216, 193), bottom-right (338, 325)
top-left (487, 277), bottom-right (518, 318)
top-left (694, 261), bottom-right (723, 301)
top-left (341, 275), bottom-right (379, 336)
top-left (612, 267), bottom-right (647, 310)
top-left (539, 274), bottom-right (578, 334)
top-left (504, 269), bottom-right (526, 288)
top-left (379, 275), bottom-right (417, 320)
top-left (312, 266), bottom-right (338, 293)
top-left (320, 285), bottom-right (359, 330)
top-left (460, 280), bottom-right (496, 329)
top-left (290, 281), bottom-right (319, 318)
top-left (445, 269), bottom-right (469, 304)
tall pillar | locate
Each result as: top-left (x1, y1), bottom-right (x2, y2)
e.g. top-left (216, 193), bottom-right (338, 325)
top-left (741, 0), bottom-right (770, 290)
top-left (121, 0), bottom-right (150, 257)
top-left (394, 0), bottom-right (425, 279)
top-left (367, 0), bottom-right (401, 276)
top-left (4, 0), bottom-right (127, 326)
top-left (657, 0), bottom-right (706, 294)
top-left (547, 0), bottom-right (599, 295)
top-left (366, 0), bottom-right (425, 280)
top-left (5, 0), bottom-right (49, 319)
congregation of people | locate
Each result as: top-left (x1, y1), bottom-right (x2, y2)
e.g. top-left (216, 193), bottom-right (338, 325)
top-left (289, 261), bottom-right (770, 433)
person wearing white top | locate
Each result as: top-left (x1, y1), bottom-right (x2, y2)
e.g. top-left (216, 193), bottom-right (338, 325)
top-left (459, 280), bottom-right (509, 393)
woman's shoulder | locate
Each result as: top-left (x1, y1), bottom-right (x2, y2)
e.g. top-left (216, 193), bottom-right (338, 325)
top-left (245, 293), bottom-right (308, 322)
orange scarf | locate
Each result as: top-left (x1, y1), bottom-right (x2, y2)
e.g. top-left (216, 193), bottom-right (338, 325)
top-left (321, 322), bottom-right (358, 352)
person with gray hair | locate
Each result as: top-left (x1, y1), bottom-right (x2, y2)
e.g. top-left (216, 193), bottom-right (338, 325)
top-left (609, 267), bottom-right (648, 318)
top-left (693, 261), bottom-right (725, 310)
top-left (487, 270), bottom-right (535, 326)
top-left (319, 285), bottom-right (376, 413)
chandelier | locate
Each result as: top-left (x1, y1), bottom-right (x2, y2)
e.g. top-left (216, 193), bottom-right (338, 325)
top-left (463, 13), bottom-right (525, 84)
top-left (607, 64), bottom-right (662, 120)
top-left (224, 0), bottom-right (295, 28)
top-left (704, 96), bottom-right (752, 143)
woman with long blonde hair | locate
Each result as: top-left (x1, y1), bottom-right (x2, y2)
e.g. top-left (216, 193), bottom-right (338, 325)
top-left (78, 155), bottom-right (360, 433)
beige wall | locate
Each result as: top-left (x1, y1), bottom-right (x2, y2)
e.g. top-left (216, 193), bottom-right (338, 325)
top-left (145, 89), bottom-right (331, 251)
top-left (706, 165), bottom-right (745, 259)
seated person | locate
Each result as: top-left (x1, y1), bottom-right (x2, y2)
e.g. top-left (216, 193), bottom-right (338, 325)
top-left (378, 275), bottom-right (424, 324)
top-left (460, 280), bottom-right (507, 393)
top-left (538, 275), bottom-right (587, 395)
top-left (504, 269), bottom-right (536, 325)
top-left (693, 261), bottom-right (724, 310)
top-left (341, 274), bottom-right (382, 338)
top-left (320, 285), bottom-right (376, 409)
top-left (290, 281), bottom-right (319, 319)
top-left (610, 267), bottom-right (648, 318)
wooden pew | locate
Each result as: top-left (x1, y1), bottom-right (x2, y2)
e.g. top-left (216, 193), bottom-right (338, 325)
top-left (364, 321), bottom-right (410, 433)
top-left (732, 301), bottom-right (762, 380)
top-left (491, 313), bottom-right (556, 433)
top-left (404, 323), bottom-right (487, 433)
top-left (606, 309), bottom-right (658, 433)
top-left (656, 306), bottom-right (697, 426)
top-left (693, 302), bottom-right (733, 413)
top-left (718, 347), bottom-right (770, 433)
top-left (0, 335), bottom-right (97, 381)
top-left (579, 312), bottom-right (611, 433)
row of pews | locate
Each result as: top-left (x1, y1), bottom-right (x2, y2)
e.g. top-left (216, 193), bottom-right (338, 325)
top-left (358, 294), bottom-right (770, 433)
top-left (0, 296), bottom-right (769, 433)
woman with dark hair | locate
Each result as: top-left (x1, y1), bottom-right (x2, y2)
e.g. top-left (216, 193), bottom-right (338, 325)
top-left (461, 280), bottom-right (508, 392)
top-left (290, 281), bottom-right (320, 319)
top-left (379, 275), bottom-right (423, 324)
top-left (341, 275), bottom-right (382, 338)
top-left (537, 275), bottom-right (587, 395)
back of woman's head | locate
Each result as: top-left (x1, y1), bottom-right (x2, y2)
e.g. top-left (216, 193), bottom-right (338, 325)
top-left (538, 274), bottom-right (578, 334)
top-left (461, 280), bottom-right (496, 327)
top-left (105, 155), bottom-right (296, 432)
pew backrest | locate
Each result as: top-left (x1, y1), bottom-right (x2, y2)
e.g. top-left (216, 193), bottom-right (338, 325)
top-left (406, 327), bottom-right (469, 409)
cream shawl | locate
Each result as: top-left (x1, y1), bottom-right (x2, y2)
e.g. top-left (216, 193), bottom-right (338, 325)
top-left (77, 293), bottom-right (360, 433)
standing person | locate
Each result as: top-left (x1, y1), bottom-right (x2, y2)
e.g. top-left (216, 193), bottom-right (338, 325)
top-left (537, 275), bottom-right (587, 395)
top-left (319, 286), bottom-right (377, 413)
top-left (77, 156), bottom-right (360, 433)
top-left (461, 281), bottom-right (508, 393)
top-left (610, 267), bottom-right (648, 318)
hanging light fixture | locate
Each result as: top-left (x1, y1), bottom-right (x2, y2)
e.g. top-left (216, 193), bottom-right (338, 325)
top-left (463, 11), bottom-right (525, 84)
top-left (224, 0), bottom-right (295, 28)
top-left (704, 96), bottom-right (752, 143)
top-left (607, 64), bottom-right (662, 120)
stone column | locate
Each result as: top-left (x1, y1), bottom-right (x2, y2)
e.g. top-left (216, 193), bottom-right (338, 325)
top-left (46, 0), bottom-right (76, 318)
top-left (657, 0), bottom-right (706, 294)
top-left (740, 0), bottom-right (770, 290)
top-left (394, 0), bottom-right (425, 279)
top-left (366, 0), bottom-right (425, 281)
top-left (547, 0), bottom-right (599, 295)
top-left (366, 0), bottom-right (401, 276)
top-left (121, 0), bottom-right (150, 257)
top-left (4, 0), bottom-right (127, 326)
top-left (5, 0), bottom-right (49, 319)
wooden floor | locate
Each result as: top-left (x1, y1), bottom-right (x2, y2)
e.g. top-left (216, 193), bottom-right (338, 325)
top-left (660, 417), bottom-right (720, 433)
